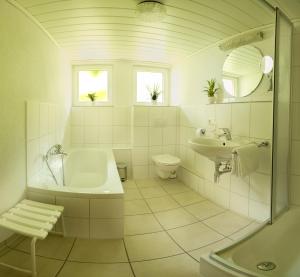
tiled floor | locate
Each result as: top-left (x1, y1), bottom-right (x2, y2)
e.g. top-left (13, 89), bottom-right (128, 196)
top-left (0, 178), bottom-right (260, 277)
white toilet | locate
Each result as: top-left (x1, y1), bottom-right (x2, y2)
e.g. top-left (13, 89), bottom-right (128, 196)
top-left (152, 154), bottom-right (181, 179)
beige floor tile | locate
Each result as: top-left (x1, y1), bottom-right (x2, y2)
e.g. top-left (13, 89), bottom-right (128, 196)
top-left (168, 222), bottom-right (224, 251)
top-left (125, 214), bottom-right (163, 235)
top-left (124, 231), bottom-right (183, 261)
top-left (185, 200), bottom-right (225, 220)
top-left (135, 178), bottom-right (160, 188)
top-left (204, 211), bottom-right (252, 236)
top-left (58, 261), bottom-right (133, 277)
top-left (171, 191), bottom-right (205, 206)
top-left (229, 221), bottom-right (262, 241)
top-left (140, 186), bottom-right (167, 198)
top-left (161, 182), bottom-right (191, 194)
top-left (132, 254), bottom-right (199, 277)
top-left (0, 249), bottom-right (63, 277)
top-left (68, 239), bottom-right (128, 263)
top-left (5, 234), bottom-right (26, 249)
top-left (155, 208), bottom-right (198, 229)
top-left (122, 180), bottom-right (137, 189)
top-left (124, 188), bottom-right (143, 200)
top-left (124, 199), bottom-right (151, 215)
top-left (16, 235), bottom-right (74, 260)
top-left (188, 238), bottom-right (233, 261)
top-left (146, 196), bottom-right (180, 212)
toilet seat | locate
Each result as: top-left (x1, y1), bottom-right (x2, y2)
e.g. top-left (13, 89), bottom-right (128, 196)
top-left (152, 154), bottom-right (181, 166)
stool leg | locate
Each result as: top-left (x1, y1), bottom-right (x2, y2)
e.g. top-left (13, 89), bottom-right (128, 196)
top-left (30, 237), bottom-right (37, 277)
top-left (61, 215), bottom-right (66, 237)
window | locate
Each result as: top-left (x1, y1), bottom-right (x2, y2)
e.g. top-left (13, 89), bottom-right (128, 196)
top-left (223, 76), bottom-right (238, 97)
top-left (134, 67), bottom-right (168, 105)
top-left (73, 65), bottom-right (112, 106)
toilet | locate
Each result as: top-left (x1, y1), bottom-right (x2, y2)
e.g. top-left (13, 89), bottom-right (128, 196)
top-left (152, 154), bottom-right (181, 179)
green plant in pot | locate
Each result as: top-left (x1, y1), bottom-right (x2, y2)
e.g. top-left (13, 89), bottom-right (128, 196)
top-left (87, 92), bottom-right (97, 102)
top-left (147, 84), bottom-right (161, 103)
top-left (204, 79), bottom-right (219, 104)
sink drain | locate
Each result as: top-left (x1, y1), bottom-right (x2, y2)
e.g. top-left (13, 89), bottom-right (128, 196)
top-left (257, 261), bottom-right (276, 271)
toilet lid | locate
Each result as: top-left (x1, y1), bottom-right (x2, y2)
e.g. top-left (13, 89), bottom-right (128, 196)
top-left (152, 154), bottom-right (181, 165)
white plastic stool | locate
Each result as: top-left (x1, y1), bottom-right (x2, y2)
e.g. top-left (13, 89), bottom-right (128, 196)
top-left (0, 199), bottom-right (65, 277)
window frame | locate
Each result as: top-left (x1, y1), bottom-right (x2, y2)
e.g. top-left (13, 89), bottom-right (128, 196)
top-left (223, 75), bottom-right (238, 97)
top-left (72, 64), bottom-right (113, 106)
top-left (133, 66), bottom-right (169, 106)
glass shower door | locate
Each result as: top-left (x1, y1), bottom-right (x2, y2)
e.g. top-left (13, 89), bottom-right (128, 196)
top-left (271, 8), bottom-right (293, 221)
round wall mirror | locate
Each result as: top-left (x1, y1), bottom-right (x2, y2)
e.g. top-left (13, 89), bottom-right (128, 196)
top-left (222, 45), bottom-right (263, 97)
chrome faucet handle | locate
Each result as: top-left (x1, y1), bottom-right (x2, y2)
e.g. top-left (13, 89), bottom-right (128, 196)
top-left (217, 128), bottom-right (232, 140)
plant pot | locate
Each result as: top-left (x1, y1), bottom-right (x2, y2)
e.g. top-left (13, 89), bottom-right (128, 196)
top-left (207, 96), bottom-right (215, 104)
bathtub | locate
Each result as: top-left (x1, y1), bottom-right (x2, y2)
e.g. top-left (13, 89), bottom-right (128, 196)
top-left (26, 148), bottom-right (124, 239)
top-left (200, 208), bottom-right (300, 277)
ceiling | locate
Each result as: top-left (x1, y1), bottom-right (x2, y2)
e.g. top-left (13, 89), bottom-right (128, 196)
top-left (12, 0), bottom-right (298, 63)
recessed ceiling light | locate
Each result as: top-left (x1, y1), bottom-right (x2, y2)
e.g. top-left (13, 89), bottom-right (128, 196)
top-left (136, 1), bottom-right (167, 23)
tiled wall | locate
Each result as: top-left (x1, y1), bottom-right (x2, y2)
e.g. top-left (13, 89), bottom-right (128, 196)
top-left (70, 106), bottom-right (132, 177)
top-left (69, 106), bottom-right (178, 179)
top-left (132, 106), bottom-right (178, 179)
top-left (290, 23), bottom-right (300, 205)
top-left (176, 102), bottom-right (273, 221)
top-left (26, 101), bottom-right (70, 186)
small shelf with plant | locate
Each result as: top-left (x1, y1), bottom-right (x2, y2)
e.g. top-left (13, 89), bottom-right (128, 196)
top-left (204, 79), bottom-right (219, 104)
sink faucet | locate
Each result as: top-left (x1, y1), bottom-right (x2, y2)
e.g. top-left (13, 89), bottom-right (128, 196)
top-left (217, 128), bottom-right (232, 140)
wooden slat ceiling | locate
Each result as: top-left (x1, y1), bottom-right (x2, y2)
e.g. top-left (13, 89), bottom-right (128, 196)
top-left (267, 0), bottom-right (300, 21)
top-left (15, 0), bottom-right (276, 63)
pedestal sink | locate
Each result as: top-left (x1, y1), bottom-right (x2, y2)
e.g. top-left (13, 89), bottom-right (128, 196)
top-left (188, 137), bottom-right (240, 162)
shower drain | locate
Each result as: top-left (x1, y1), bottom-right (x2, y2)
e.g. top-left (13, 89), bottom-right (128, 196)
top-left (257, 261), bottom-right (276, 271)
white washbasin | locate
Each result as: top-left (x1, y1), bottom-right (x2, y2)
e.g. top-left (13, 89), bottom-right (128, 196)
top-left (188, 137), bottom-right (240, 162)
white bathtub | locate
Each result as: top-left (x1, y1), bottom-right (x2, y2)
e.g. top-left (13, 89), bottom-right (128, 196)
top-left (27, 148), bottom-right (124, 239)
top-left (201, 208), bottom-right (300, 277)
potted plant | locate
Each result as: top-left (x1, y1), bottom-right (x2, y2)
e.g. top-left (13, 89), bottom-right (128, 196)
top-left (147, 84), bottom-right (161, 104)
top-left (87, 92), bottom-right (96, 103)
top-left (204, 79), bottom-right (219, 104)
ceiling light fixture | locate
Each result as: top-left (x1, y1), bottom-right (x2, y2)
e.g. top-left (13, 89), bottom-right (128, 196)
top-left (136, 1), bottom-right (167, 23)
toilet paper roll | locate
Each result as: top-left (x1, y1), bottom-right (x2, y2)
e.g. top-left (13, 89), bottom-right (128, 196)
top-left (196, 128), bottom-right (206, 136)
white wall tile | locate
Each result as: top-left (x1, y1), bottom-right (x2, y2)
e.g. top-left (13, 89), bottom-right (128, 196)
top-left (71, 126), bottom-right (83, 144)
top-left (291, 141), bottom-right (300, 175)
top-left (214, 186), bottom-right (230, 209)
top-left (39, 103), bottom-right (49, 137)
top-left (163, 127), bottom-right (177, 145)
top-left (113, 107), bottom-right (130, 126)
top-left (250, 173), bottom-right (271, 204)
top-left (250, 103), bottom-right (273, 139)
top-left (149, 146), bottom-right (163, 164)
top-left (64, 217), bottom-right (89, 238)
top-left (71, 107), bottom-right (83, 126)
top-left (99, 126), bottom-right (112, 143)
top-left (230, 175), bottom-right (249, 197)
top-left (149, 127), bottom-right (162, 146)
top-left (113, 126), bottom-right (131, 144)
top-left (83, 108), bottom-right (99, 126)
top-left (99, 107), bottom-right (113, 126)
top-left (292, 102), bottom-right (300, 139)
top-left (56, 197), bottom-right (89, 218)
top-left (27, 101), bottom-right (40, 140)
top-left (163, 145), bottom-right (176, 155)
top-left (215, 104), bottom-right (231, 129)
top-left (132, 148), bottom-right (148, 166)
top-left (90, 199), bottom-right (123, 218)
top-left (230, 193), bottom-right (249, 217)
top-left (133, 127), bottom-right (149, 146)
top-left (249, 200), bottom-right (270, 221)
top-left (149, 107), bottom-right (164, 127)
top-left (84, 126), bottom-right (99, 144)
top-left (134, 107), bottom-right (149, 126)
top-left (163, 107), bottom-right (177, 126)
top-left (231, 103), bottom-right (250, 137)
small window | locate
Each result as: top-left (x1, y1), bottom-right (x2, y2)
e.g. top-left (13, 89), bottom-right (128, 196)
top-left (134, 67), bottom-right (168, 105)
top-left (73, 65), bottom-right (112, 106)
top-left (223, 76), bottom-right (238, 97)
